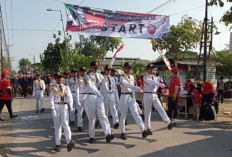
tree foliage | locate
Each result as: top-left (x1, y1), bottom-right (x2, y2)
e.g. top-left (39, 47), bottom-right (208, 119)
top-left (18, 58), bottom-right (31, 74)
top-left (152, 16), bottom-right (202, 66)
top-left (211, 49), bottom-right (232, 77)
top-left (41, 32), bottom-right (122, 73)
top-left (209, 0), bottom-right (232, 28)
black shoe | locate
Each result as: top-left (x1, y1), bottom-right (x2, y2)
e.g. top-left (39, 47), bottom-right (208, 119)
top-left (10, 115), bottom-right (18, 119)
top-left (41, 108), bottom-right (45, 113)
top-left (168, 122), bottom-right (177, 130)
top-left (82, 111), bottom-right (86, 118)
top-left (109, 115), bottom-right (113, 119)
top-left (95, 120), bottom-right (100, 128)
top-left (55, 145), bottom-right (61, 152)
top-left (75, 110), bottom-right (77, 115)
top-left (36, 110), bottom-right (39, 113)
top-left (89, 138), bottom-right (95, 144)
top-left (78, 127), bottom-right (83, 132)
top-left (147, 129), bottom-right (153, 135)
top-left (120, 133), bottom-right (127, 140)
top-left (106, 134), bottom-right (115, 143)
top-left (125, 119), bottom-right (128, 125)
top-left (142, 130), bottom-right (149, 138)
top-left (70, 121), bottom-right (75, 126)
top-left (67, 140), bottom-right (75, 152)
top-left (0, 118), bottom-right (4, 121)
top-left (140, 114), bottom-right (145, 121)
top-left (114, 123), bottom-right (119, 129)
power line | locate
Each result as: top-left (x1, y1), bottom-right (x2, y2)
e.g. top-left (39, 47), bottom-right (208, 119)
top-left (147, 0), bottom-right (175, 14)
top-left (157, 0), bottom-right (182, 14)
top-left (11, 0), bottom-right (13, 47)
top-left (170, 5), bottom-right (205, 16)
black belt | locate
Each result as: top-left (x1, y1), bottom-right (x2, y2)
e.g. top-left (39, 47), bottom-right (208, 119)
top-left (36, 89), bottom-right (42, 90)
top-left (85, 93), bottom-right (96, 95)
top-left (54, 102), bottom-right (68, 105)
top-left (71, 91), bottom-right (76, 93)
top-left (144, 92), bottom-right (155, 94)
top-left (121, 93), bottom-right (132, 95)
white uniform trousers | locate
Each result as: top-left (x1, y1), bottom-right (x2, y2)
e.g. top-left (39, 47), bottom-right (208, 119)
top-left (77, 94), bottom-right (87, 127)
top-left (114, 90), bottom-right (121, 113)
top-left (143, 94), bottom-right (171, 130)
top-left (104, 93), bottom-right (119, 125)
top-left (35, 90), bottom-right (44, 110)
top-left (119, 94), bottom-right (145, 133)
top-left (85, 94), bottom-right (111, 138)
top-left (52, 107), bottom-right (72, 145)
top-left (70, 93), bottom-right (77, 122)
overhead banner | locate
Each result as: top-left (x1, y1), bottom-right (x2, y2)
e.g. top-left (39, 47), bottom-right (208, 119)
top-left (65, 4), bottom-right (170, 39)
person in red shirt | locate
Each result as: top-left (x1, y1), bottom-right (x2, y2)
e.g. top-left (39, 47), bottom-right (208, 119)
top-left (193, 88), bottom-right (202, 121)
top-left (0, 70), bottom-right (18, 121)
top-left (168, 68), bottom-right (180, 120)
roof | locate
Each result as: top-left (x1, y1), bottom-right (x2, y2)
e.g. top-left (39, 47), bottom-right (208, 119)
top-left (103, 57), bottom-right (152, 66)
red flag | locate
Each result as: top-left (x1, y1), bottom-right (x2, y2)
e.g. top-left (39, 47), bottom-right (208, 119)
top-left (115, 44), bottom-right (124, 54)
top-left (110, 44), bottom-right (124, 66)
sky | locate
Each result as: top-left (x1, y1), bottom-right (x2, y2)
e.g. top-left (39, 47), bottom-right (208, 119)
top-left (1, 0), bottom-right (231, 71)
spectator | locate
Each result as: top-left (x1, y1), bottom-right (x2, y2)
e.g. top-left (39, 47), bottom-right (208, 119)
top-left (167, 67), bottom-right (180, 120)
top-left (200, 82), bottom-right (216, 121)
top-left (0, 70), bottom-right (18, 121)
top-left (193, 88), bottom-right (202, 121)
top-left (217, 76), bottom-right (225, 104)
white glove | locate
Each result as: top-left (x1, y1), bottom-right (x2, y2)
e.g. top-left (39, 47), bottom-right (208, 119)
top-left (97, 92), bottom-right (102, 97)
top-left (32, 93), bottom-right (35, 98)
top-left (134, 86), bottom-right (142, 92)
top-left (161, 84), bottom-right (166, 88)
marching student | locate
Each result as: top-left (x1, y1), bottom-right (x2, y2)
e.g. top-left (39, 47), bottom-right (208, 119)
top-left (101, 65), bottom-right (119, 129)
top-left (77, 67), bottom-right (88, 132)
top-left (49, 72), bottom-right (75, 152)
top-left (69, 69), bottom-right (80, 126)
top-left (33, 73), bottom-right (45, 113)
top-left (119, 62), bottom-right (149, 140)
top-left (143, 63), bottom-right (176, 135)
top-left (85, 61), bottom-right (114, 144)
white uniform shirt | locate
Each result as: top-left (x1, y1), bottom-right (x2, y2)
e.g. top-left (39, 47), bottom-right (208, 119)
top-left (85, 71), bottom-right (104, 96)
top-left (63, 78), bottom-right (69, 86)
top-left (49, 83), bottom-right (73, 111)
top-left (78, 76), bottom-right (88, 94)
top-left (69, 77), bottom-right (78, 94)
top-left (120, 73), bottom-right (140, 93)
top-left (101, 75), bottom-right (116, 94)
top-left (33, 79), bottom-right (45, 94)
top-left (143, 74), bottom-right (165, 93)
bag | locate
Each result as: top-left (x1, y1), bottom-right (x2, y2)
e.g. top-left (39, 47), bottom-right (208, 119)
top-left (0, 81), bottom-right (6, 97)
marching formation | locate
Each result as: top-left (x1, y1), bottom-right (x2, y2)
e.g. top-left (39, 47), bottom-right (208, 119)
top-left (4, 61), bottom-right (177, 152)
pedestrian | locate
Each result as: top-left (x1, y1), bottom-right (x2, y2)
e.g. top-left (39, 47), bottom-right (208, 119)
top-left (77, 66), bottom-right (88, 132)
top-left (110, 69), bottom-right (121, 114)
top-left (143, 64), bottom-right (176, 135)
top-left (119, 62), bottom-right (149, 140)
top-left (217, 76), bottom-right (225, 104)
top-left (69, 69), bottom-right (81, 126)
top-left (167, 67), bottom-right (180, 120)
top-left (27, 75), bottom-right (34, 96)
top-left (193, 88), bottom-right (202, 121)
top-left (21, 75), bottom-right (28, 98)
top-left (17, 75), bottom-right (23, 96)
top-left (0, 70), bottom-right (18, 121)
top-left (102, 65), bottom-right (119, 129)
top-left (85, 61), bottom-right (114, 144)
top-left (33, 73), bottom-right (45, 113)
top-left (10, 75), bottom-right (17, 99)
top-left (49, 72), bottom-right (75, 152)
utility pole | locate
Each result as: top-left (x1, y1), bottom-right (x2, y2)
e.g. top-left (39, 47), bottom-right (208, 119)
top-left (203, 0), bottom-right (208, 81)
top-left (0, 3), bottom-right (2, 76)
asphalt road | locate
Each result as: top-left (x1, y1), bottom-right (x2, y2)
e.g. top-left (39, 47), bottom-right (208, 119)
top-left (0, 96), bottom-right (232, 157)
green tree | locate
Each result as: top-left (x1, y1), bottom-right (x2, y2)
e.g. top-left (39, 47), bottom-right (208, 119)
top-left (209, 0), bottom-right (232, 28)
top-left (132, 62), bottom-right (146, 75)
top-left (18, 58), bottom-right (31, 74)
top-left (152, 16), bottom-right (202, 67)
top-left (211, 49), bottom-right (232, 80)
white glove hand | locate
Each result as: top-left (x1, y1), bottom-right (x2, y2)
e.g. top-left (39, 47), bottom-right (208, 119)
top-left (135, 86), bottom-right (142, 92)
top-left (97, 92), bottom-right (102, 97)
top-left (32, 93), bottom-right (35, 98)
top-left (161, 84), bottom-right (166, 88)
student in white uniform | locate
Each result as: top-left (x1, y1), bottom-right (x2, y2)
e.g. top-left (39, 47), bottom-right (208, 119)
top-left (63, 72), bottom-right (70, 86)
top-left (69, 69), bottom-right (80, 126)
top-left (143, 64), bottom-right (177, 135)
top-left (102, 65), bottom-right (119, 129)
top-left (85, 61), bottom-right (114, 144)
top-left (119, 62), bottom-right (149, 140)
top-left (77, 67), bottom-right (88, 132)
top-left (33, 73), bottom-right (46, 113)
top-left (49, 72), bottom-right (75, 152)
